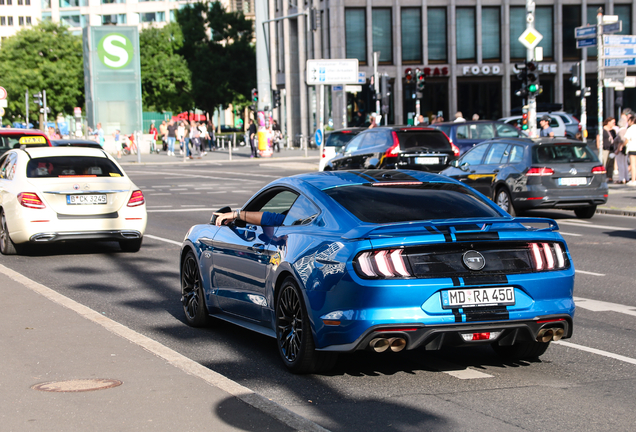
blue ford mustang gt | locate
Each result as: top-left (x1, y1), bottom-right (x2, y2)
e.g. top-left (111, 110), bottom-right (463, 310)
top-left (180, 170), bottom-right (575, 373)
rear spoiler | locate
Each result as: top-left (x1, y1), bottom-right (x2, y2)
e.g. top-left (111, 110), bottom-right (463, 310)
top-left (341, 217), bottom-right (559, 240)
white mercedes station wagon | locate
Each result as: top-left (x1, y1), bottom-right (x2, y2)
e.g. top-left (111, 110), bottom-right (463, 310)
top-left (0, 146), bottom-right (147, 254)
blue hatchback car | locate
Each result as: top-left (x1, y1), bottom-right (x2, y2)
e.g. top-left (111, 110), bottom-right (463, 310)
top-left (180, 170), bottom-right (575, 373)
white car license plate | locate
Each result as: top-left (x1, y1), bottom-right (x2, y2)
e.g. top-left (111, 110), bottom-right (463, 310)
top-left (66, 194), bottom-right (107, 205)
top-left (441, 287), bottom-right (515, 309)
top-left (415, 157), bottom-right (439, 165)
top-left (558, 177), bottom-right (587, 186)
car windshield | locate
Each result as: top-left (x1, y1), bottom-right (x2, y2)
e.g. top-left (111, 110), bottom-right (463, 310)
top-left (26, 156), bottom-right (124, 178)
top-left (326, 131), bottom-right (360, 147)
top-left (397, 131), bottom-right (450, 150)
top-left (0, 134), bottom-right (49, 149)
top-left (324, 183), bottom-right (501, 223)
top-left (532, 144), bottom-right (599, 164)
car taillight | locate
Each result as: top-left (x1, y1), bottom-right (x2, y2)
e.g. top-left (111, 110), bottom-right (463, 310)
top-left (127, 190), bottom-right (145, 207)
top-left (321, 148), bottom-right (326, 158)
top-left (451, 142), bottom-right (460, 157)
top-left (526, 167), bottom-right (555, 176)
top-left (529, 242), bottom-right (568, 271)
top-left (354, 249), bottom-right (412, 278)
top-left (385, 131), bottom-right (400, 157)
top-left (591, 165), bottom-right (606, 174)
top-left (17, 192), bottom-right (46, 209)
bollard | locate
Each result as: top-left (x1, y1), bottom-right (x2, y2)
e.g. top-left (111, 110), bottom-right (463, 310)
top-left (136, 131), bottom-right (141, 164)
top-left (304, 135), bottom-right (308, 158)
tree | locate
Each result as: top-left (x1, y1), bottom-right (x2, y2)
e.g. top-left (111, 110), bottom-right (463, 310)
top-left (0, 21), bottom-right (83, 125)
top-left (139, 23), bottom-right (193, 113)
top-left (176, 1), bottom-right (256, 114)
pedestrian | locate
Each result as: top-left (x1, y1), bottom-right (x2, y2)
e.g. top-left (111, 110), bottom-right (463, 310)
top-left (190, 122), bottom-right (202, 159)
top-left (198, 122), bottom-right (209, 155)
top-left (454, 111), bottom-right (466, 122)
top-left (539, 115), bottom-right (555, 137)
top-left (614, 109), bottom-right (632, 184)
top-left (149, 121), bottom-right (158, 153)
top-left (472, 113), bottom-right (480, 121)
top-left (207, 121), bottom-right (216, 151)
top-left (166, 119), bottom-right (177, 156)
top-left (272, 119), bottom-right (281, 152)
top-left (248, 118), bottom-right (258, 158)
top-left (416, 114), bottom-right (425, 125)
top-left (623, 113), bottom-right (636, 185)
top-left (600, 117), bottom-right (616, 182)
top-left (92, 122), bottom-right (105, 147)
top-left (159, 120), bottom-right (168, 151)
top-left (177, 121), bottom-right (186, 155)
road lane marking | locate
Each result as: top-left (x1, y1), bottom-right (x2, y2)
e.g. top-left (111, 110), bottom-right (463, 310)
top-left (145, 234), bottom-right (182, 246)
top-left (445, 369), bottom-right (493, 379)
top-left (169, 188), bottom-right (188, 191)
top-left (559, 221), bottom-right (633, 231)
top-left (146, 205), bottom-right (173, 208)
top-left (574, 296), bottom-right (636, 317)
top-left (555, 341), bottom-right (636, 366)
top-left (146, 207), bottom-right (236, 213)
top-left (559, 232), bottom-right (582, 237)
top-left (575, 270), bottom-right (606, 276)
top-left (181, 204), bottom-right (206, 207)
top-left (146, 193), bottom-right (172, 196)
top-left (0, 265), bottom-right (328, 432)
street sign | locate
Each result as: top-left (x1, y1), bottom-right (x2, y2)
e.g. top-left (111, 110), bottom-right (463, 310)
top-left (0, 107), bottom-right (4, 117)
top-left (602, 68), bottom-right (627, 79)
top-left (603, 21), bottom-right (622, 34)
top-left (0, 100), bottom-right (7, 108)
top-left (518, 28), bottom-right (543, 49)
top-left (577, 37), bottom-right (597, 48)
top-left (575, 25), bottom-right (597, 39)
top-left (306, 59), bottom-right (359, 85)
top-left (357, 72), bottom-right (366, 84)
top-left (604, 35), bottom-right (636, 45)
top-left (332, 85), bottom-right (343, 92)
top-left (314, 128), bottom-right (323, 146)
top-left (604, 79), bottom-right (625, 90)
top-left (0, 87), bottom-right (6, 100)
top-left (624, 76), bottom-right (636, 88)
top-left (604, 47), bottom-right (636, 57)
top-left (604, 57), bottom-right (636, 67)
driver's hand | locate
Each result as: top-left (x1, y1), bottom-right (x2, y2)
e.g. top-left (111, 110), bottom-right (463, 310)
top-left (214, 212), bottom-right (234, 226)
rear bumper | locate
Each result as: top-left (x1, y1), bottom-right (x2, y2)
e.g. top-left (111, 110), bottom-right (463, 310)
top-left (515, 193), bottom-right (607, 210)
top-left (29, 230), bottom-right (142, 243)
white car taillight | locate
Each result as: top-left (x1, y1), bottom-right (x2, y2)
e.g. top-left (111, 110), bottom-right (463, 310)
top-left (127, 190), bottom-right (145, 207)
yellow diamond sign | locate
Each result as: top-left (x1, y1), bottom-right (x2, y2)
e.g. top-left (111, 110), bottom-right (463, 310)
top-left (519, 28), bottom-right (543, 49)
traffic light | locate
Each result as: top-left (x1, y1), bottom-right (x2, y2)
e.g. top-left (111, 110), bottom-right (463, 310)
top-left (521, 106), bottom-right (529, 131)
top-left (251, 88), bottom-right (258, 103)
top-left (416, 69), bottom-right (426, 91)
top-left (515, 63), bottom-right (528, 98)
top-left (33, 92), bottom-right (43, 106)
top-left (404, 68), bottom-right (414, 84)
top-left (272, 89), bottom-right (281, 108)
top-left (569, 62), bottom-right (580, 87)
top-left (527, 61), bottom-right (541, 95)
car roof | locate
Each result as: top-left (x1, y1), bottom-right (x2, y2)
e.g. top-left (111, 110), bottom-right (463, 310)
top-left (16, 146), bottom-right (111, 158)
top-left (52, 139), bottom-right (103, 148)
top-left (479, 137), bottom-right (586, 147)
top-left (0, 128), bottom-right (48, 136)
top-left (431, 120), bottom-right (508, 127)
top-left (327, 127), bottom-right (365, 133)
top-left (289, 169), bottom-right (456, 191)
top-left (366, 125), bottom-right (442, 132)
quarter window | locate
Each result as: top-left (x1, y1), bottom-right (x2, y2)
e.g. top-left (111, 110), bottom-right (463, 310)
top-left (508, 145), bottom-right (524, 164)
top-left (282, 195), bottom-right (320, 226)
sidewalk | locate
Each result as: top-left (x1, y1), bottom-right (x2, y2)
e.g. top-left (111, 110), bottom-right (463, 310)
top-left (0, 265), bottom-right (325, 432)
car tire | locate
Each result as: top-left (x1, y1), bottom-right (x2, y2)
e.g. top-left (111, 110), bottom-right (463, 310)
top-left (495, 188), bottom-right (516, 217)
top-left (119, 238), bottom-right (143, 252)
top-left (492, 340), bottom-right (550, 360)
top-left (0, 210), bottom-right (18, 255)
top-left (181, 250), bottom-right (211, 327)
top-left (276, 276), bottom-right (338, 374)
top-left (574, 205), bottom-right (596, 219)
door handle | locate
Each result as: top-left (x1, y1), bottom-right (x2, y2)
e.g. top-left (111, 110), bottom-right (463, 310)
top-left (493, 169), bottom-right (500, 173)
top-left (249, 244), bottom-right (265, 253)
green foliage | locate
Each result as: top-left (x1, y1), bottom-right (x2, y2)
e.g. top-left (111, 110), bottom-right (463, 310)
top-left (0, 21), bottom-right (84, 125)
top-left (139, 23), bottom-right (193, 113)
top-left (176, 1), bottom-right (256, 114)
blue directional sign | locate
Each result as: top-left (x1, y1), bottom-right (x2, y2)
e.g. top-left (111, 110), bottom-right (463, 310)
top-left (575, 25), bottom-right (597, 38)
top-left (602, 22), bottom-right (622, 34)
top-left (605, 47), bottom-right (636, 57)
top-left (604, 57), bottom-right (636, 67)
top-left (577, 37), bottom-right (597, 48)
top-left (314, 128), bottom-right (323, 146)
top-left (604, 35), bottom-right (636, 45)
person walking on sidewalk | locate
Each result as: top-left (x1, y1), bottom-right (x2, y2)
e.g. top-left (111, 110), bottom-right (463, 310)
top-left (166, 119), bottom-right (177, 156)
top-left (601, 117), bottom-right (616, 183)
top-left (624, 113), bottom-right (636, 186)
top-left (614, 109), bottom-right (632, 184)
top-left (248, 119), bottom-right (258, 158)
top-left (159, 120), bottom-right (168, 151)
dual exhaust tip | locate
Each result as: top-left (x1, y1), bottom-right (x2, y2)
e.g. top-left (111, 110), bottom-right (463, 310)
top-left (369, 337), bottom-right (406, 353)
top-left (536, 327), bottom-right (565, 343)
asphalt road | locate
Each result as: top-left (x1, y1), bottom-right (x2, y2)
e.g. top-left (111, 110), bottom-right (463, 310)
top-left (4, 160), bottom-right (636, 431)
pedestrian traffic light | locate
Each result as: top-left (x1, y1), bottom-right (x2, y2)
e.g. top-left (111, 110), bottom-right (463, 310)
top-left (527, 61), bottom-right (541, 95)
top-left (272, 89), bottom-right (281, 108)
top-left (33, 92), bottom-right (43, 106)
top-left (416, 69), bottom-right (426, 91)
top-left (521, 107), bottom-right (529, 131)
top-left (404, 68), bottom-right (414, 84)
top-left (515, 63), bottom-right (528, 98)
top-left (569, 62), bottom-right (581, 87)
top-left (251, 88), bottom-right (258, 103)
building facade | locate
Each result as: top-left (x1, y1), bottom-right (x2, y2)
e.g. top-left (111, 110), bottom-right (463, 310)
top-left (0, 0), bottom-right (40, 41)
top-left (268, 0), bottom-right (636, 140)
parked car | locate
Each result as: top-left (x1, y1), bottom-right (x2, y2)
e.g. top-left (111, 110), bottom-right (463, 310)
top-left (318, 127), bottom-right (364, 171)
top-left (549, 112), bottom-right (581, 138)
top-left (440, 137), bottom-right (608, 218)
top-left (180, 169), bottom-right (575, 373)
top-left (325, 126), bottom-right (459, 172)
top-left (499, 113), bottom-right (568, 138)
top-left (0, 129), bottom-right (52, 156)
top-left (0, 146), bottom-right (147, 254)
top-left (429, 120), bottom-right (524, 154)
top-left (52, 138), bottom-right (102, 149)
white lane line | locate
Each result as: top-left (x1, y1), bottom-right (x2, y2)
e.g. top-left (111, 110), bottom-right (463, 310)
top-left (207, 191), bottom-right (229, 194)
top-left (178, 169), bottom-right (281, 179)
top-left (559, 221), bottom-right (633, 231)
top-left (575, 270), bottom-right (606, 276)
top-left (574, 296), bottom-right (636, 317)
top-left (181, 192), bottom-right (201, 195)
top-left (445, 369), bottom-right (493, 379)
top-left (145, 234), bottom-right (182, 246)
top-left (555, 341), bottom-right (636, 366)
top-left (181, 204), bottom-right (206, 207)
top-left (560, 232), bottom-right (582, 237)
top-left (146, 206), bottom-right (236, 213)
top-left (169, 188), bottom-right (188, 191)
top-left (0, 265), bottom-right (328, 432)
top-left (146, 205), bottom-right (173, 209)
top-left (147, 193), bottom-right (172, 196)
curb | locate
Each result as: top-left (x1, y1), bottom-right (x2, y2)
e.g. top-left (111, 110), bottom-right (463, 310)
top-left (597, 208), bottom-right (636, 217)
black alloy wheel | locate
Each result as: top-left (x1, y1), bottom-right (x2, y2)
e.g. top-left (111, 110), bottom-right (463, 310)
top-left (0, 210), bottom-right (18, 255)
top-left (276, 277), bottom-right (337, 374)
top-left (181, 251), bottom-right (210, 327)
top-left (495, 188), bottom-right (516, 217)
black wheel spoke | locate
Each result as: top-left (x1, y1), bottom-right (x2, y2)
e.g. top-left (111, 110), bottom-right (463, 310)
top-left (277, 284), bottom-right (304, 363)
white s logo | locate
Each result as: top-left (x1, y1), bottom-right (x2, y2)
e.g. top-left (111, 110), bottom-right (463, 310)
top-left (102, 35), bottom-right (129, 68)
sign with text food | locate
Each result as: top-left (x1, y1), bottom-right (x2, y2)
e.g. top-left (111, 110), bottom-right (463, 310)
top-left (306, 59), bottom-right (359, 85)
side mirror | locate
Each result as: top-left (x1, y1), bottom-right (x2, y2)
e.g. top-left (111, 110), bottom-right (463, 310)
top-left (450, 160), bottom-right (461, 168)
top-left (210, 206), bottom-right (232, 225)
top-left (460, 162), bottom-right (470, 171)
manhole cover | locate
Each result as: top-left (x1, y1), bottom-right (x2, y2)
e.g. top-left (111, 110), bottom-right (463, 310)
top-left (32, 379), bottom-right (122, 393)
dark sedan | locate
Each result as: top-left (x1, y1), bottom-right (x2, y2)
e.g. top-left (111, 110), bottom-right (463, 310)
top-left (52, 139), bottom-right (102, 149)
top-left (429, 120), bottom-right (524, 154)
top-left (325, 126), bottom-right (459, 172)
top-left (440, 137), bottom-right (608, 218)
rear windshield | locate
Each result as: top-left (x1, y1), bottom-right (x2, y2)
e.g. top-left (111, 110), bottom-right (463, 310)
top-left (26, 156), bottom-right (124, 178)
top-left (324, 183), bottom-right (501, 223)
top-left (397, 131), bottom-right (450, 150)
top-left (532, 144), bottom-right (599, 164)
top-left (326, 131), bottom-right (360, 147)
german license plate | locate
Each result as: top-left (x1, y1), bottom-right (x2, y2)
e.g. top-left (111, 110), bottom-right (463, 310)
top-left (558, 177), bottom-right (587, 186)
top-left (66, 194), bottom-right (107, 205)
top-left (441, 287), bottom-right (515, 309)
top-left (415, 157), bottom-right (440, 165)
